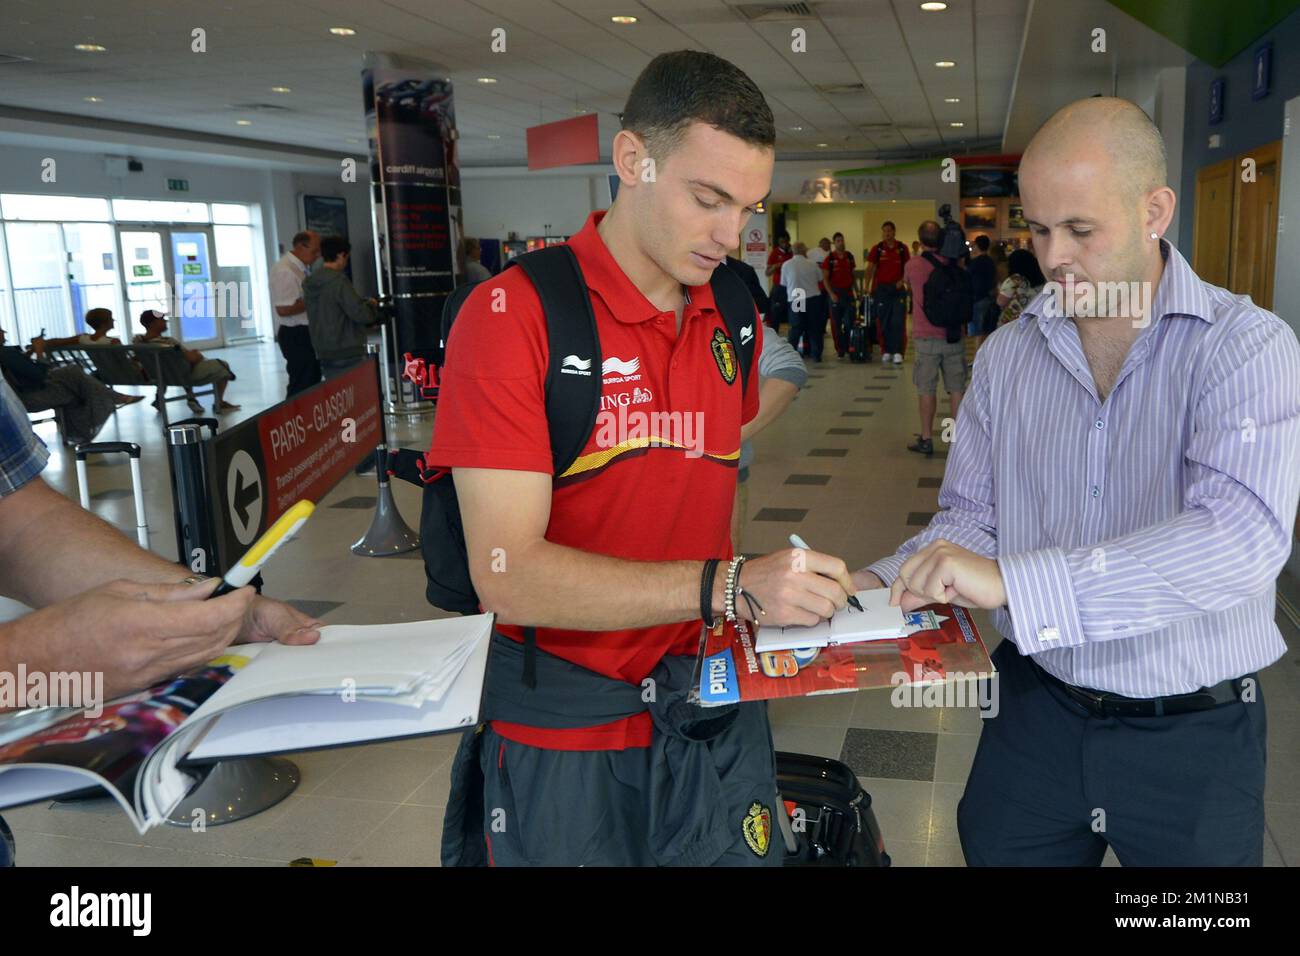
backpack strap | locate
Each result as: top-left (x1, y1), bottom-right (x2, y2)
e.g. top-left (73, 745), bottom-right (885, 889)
top-left (709, 263), bottom-right (757, 400)
top-left (508, 245), bottom-right (602, 475)
top-left (504, 245), bottom-right (601, 688)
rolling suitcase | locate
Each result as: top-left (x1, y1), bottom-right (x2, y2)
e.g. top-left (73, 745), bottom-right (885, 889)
top-left (74, 441), bottom-right (149, 548)
top-left (776, 751), bottom-right (890, 867)
top-left (846, 324), bottom-right (869, 364)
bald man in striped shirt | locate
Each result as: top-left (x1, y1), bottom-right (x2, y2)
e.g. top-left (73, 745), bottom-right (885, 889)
top-left (853, 97), bottom-right (1300, 866)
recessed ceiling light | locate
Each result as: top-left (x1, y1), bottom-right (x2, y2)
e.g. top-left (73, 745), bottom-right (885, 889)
top-left (816, 142), bottom-right (829, 148)
top-left (573, 107), bottom-right (588, 113)
top-left (944, 97), bottom-right (961, 103)
top-left (84, 96), bottom-right (102, 103)
top-left (610, 15), bottom-right (638, 24)
top-left (328, 27), bottom-right (356, 36)
top-left (270, 86), bottom-right (292, 93)
top-left (950, 121), bottom-right (964, 127)
top-left (935, 60), bottom-right (956, 68)
top-left (476, 76), bottom-right (497, 84)
top-left (74, 43), bottom-right (107, 52)
top-left (790, 126), bottom-right (804, 131)
top-left (921, 2), bottom-right (948, 10)
top-left (487, 134), bottom-right (501, 139)
top-left (235, 119), bottom-right (253, 126)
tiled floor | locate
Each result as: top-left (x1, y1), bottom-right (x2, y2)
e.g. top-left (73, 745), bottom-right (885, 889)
top-left (6, 332), bottom-right (1298, 866)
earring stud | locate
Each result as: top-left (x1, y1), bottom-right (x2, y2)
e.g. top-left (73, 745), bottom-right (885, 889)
top-left (1150, 232), bottom-right (1159, 240)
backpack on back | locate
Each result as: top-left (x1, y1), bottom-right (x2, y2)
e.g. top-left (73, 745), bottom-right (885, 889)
top-left (920, 252), bottom-right (973, 344)
top-left (388, 244), bottom-right (758, 682)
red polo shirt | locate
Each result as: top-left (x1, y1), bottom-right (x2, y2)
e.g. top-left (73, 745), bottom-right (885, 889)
top-left (428, 211), bottom-right (760, 751)
top-left (822, 249), bottom-right (855, 290)
top-left (866, 240), bottom-right (909, 291)
top-left (767, 244), bottom-right (792, 286)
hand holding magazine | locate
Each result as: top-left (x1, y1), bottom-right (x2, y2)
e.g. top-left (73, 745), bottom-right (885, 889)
top-left (0, 614), bottom-right (493, 833)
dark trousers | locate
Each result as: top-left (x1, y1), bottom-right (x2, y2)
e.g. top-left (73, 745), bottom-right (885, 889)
top-left (475, 704), bottom-right (784, 867)
top-left (787, 292), bottom-right (828, 360)
top-left (829, 287), bottom-right (855, 354)
top-left (277, 324), bottom-right (321, 398)
top-left (767, 284), bottom-right (788, 333)
top-left (874, 285), bottom-right (906, 355)
top-left (958, 640), bottom-right (1267, 866)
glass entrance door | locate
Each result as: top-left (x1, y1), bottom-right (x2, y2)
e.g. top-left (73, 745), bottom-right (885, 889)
top-left (117, 227), bottom-right (222, 349)
top-left (118, 230), bottom-right (168, 336)
top-left (170, 230), bottom-right (220, 348)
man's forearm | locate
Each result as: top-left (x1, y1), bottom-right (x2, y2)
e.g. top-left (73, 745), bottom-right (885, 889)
top-left (474, 537), bottom-right (726, 631)
top-left (0, 479), bottom-right (185, 608)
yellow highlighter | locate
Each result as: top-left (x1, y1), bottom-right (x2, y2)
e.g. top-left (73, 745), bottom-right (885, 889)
top-left (210, 500), bottom-right (315, 597)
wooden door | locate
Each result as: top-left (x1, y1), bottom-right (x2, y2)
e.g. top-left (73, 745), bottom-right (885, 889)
top-left (1230, 140), bottom-right (1280, 310)
top-left (1193, 157), bottom-right (1236, 288)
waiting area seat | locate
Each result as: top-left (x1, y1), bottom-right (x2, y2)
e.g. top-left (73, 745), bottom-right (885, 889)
top-left (43, 342), bottom-right (216, 424)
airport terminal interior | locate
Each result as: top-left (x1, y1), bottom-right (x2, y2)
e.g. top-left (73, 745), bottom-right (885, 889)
top-left (1, 0), bottom-right (1299, 869)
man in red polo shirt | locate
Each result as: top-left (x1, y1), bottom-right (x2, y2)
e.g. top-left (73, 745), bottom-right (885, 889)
top-left (822, 231), bottom-right (857, 357)
top-left (765, 230), bottom-right (793, 333)
top-left (865, 220), bottom-right (910, 363)
top-left (430, 50), bottom-right (855, 867)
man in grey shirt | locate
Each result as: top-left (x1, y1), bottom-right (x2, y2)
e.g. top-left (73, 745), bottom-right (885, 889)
top-left (302, 234), bottom-right (378, 473)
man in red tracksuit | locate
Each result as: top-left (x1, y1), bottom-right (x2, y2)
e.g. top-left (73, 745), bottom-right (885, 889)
top-left (822, 232), bottom-right (857, 358)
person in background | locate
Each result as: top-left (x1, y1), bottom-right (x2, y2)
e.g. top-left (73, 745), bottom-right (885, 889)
top-left (134, 310), bottom-right (239, 414)
top-left (33, 309), bottom-right (144, 406)
top-left (780, 241), bottom-right (826, 361)
top-left (269, 230), bottom-right (321, 398)
top-left (822, 232), bottom-right (857, 358)
top-left (765, 230), bottom-right (793, 333)
top-left (996, 248), bottom-right (1047, 326)
top-left (901, 220), bottom-right (965, 456)
top-left (461, 236), bottom-right (492, 284)
top-left (0, 376), bottom-right (323, 867)
top-left (808, 237), bottom-right (831, 270)
top-left (864, 221), bottom-right (910, 364)
top-left (1, 327), bottom-right (121, 444)
top-left (732, 330), bottom-right (807, 551)
top-left (967, 234), bottom-right (998, 350)
top-left (302, 235), bottom-right (378, 475)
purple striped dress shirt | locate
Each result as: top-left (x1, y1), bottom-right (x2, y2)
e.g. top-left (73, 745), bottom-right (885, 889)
top-left (868, 240), bottom-right (1300, 696)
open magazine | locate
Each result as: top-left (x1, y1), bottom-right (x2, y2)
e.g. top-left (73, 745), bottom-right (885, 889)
top-left (0, 614), bottom-right (493, 833)
top-left (691, 603), bottom-right (993, 706)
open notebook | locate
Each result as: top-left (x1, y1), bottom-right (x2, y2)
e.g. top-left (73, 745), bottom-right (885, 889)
top-left (0, 614), bottom-right (493, 833)
top-left (754, 589), bottom-right (907, 652)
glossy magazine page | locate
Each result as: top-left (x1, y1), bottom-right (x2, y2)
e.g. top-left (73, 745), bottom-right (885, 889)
top-left (692, 603), bottom-right (995, 706)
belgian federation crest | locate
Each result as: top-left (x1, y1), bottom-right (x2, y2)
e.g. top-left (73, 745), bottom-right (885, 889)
top-left (710, 328), bottom-right (737, 385)
top-left (742, 801), bottom-right (772, 857)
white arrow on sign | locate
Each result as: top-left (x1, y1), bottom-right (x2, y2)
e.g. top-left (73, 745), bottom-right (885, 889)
top-left (226, 449), bottom-right (263, 546)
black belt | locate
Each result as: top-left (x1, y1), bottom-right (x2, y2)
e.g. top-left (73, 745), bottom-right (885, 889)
top-left (1032, 662), bottom-right (1253, 718)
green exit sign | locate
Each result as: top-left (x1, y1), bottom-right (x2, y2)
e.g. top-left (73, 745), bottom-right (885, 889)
top-left (167, 178), bottom-right (189, 192)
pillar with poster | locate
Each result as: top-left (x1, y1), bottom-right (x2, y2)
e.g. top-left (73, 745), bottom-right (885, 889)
top-left (362, 53), bottom-right (464, 407)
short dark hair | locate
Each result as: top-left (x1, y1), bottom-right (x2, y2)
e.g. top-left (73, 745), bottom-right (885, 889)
top-left (139, 309), bottom-right (165, 328)
top-left (291, 231), bottom-right (314, 248)
top-left (320, 235), bottom-right (351, 262)
top-left (918, 220), bottom-right (942, 249)
top-left (621, 50), bottom-right (775, 158)
top-left (776, 230), bottom-right (790, 242)
top-left (881, 221), bottom-right (896, 230)
top-left (85, 307), bottom-right (113, 329)
top-left (832, 232), bottom-right (844, 240)
top-left (974, 234), bottom-right (991, 252)
top-left (1008, 248), bottom-right (1046, 287)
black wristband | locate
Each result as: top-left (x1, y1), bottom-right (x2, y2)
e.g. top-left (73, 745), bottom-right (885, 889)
top-left (701, 558), bottom-right (722, 627)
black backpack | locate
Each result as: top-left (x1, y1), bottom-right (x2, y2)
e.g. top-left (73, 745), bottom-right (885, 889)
top-left (389, 244), bottom-right (758, 683)
top-left (921, 252), bottom-right (973, 344)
